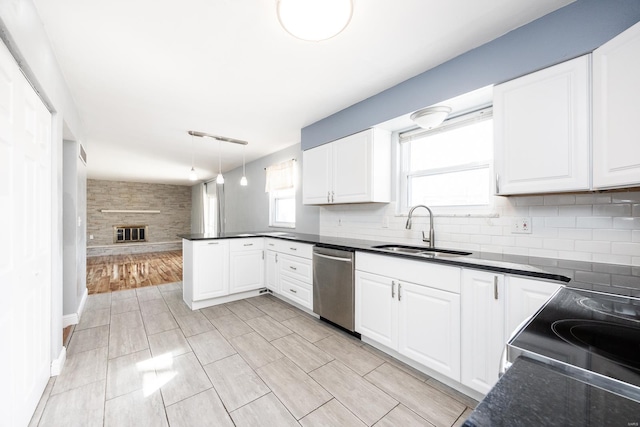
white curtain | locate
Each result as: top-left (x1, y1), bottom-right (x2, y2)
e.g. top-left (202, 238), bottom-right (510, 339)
top-left (191, 183), bottom-right (205, 234)
top-left (265, 159), bottom-right (296, 192)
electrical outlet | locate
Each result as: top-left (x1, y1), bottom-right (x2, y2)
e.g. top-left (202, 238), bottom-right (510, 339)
top-left (512, 217), bottom-right (532, 234)
top-left (382, 217), bottom-right (389, 228)
top-left (89, 234), bottom-right (94, 240)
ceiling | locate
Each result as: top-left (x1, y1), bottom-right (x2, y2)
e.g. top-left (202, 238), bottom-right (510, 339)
top-left (33, 0), bottom-right (573, 185)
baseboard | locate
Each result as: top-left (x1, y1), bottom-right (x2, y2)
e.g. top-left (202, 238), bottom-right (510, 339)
top-left (62, 314), bottom-right (78, 328)
top-left (50, 346), bottom-right (66, 376)
top-left (62, 288), bottom-right (88, 327)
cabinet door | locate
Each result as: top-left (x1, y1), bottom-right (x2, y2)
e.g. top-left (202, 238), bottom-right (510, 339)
top-left (494, 55), bottom-right (590, 194)
top-left (265, 250), bottom-right (278, 293)
top-left (302, 143), bottom-right (332, 204)
top-left (461, 270), bottom-right (505, 394)
top-left (593, 22), bottom-right (640, 189)
top-left (194, 241), bottom-right (229, 300)
top-left (398, 281), bottom-right (461, 381)
top-left (229, 249), bottom-right (264, 294)
top-left (505, 276), bottom-right (561, 339)
top-left (355, 271), bottom-right (398, 349)
top-left (332, 130), bottom-right (372, 203)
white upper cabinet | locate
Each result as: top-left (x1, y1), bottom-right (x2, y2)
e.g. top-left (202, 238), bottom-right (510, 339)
top-left (494, 55), bottom-right (591, 195)
top-left (303, 128), bottom-right (391, 205)
top-left (593, 22), bottom-right (640, 189)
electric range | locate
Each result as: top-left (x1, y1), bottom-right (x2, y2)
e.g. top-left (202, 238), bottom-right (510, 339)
top-left (507, 286), bottom-right (640, 402)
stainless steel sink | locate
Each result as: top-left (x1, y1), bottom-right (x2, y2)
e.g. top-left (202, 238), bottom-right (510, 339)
top-left (371, 244), bottom-right (472, 258)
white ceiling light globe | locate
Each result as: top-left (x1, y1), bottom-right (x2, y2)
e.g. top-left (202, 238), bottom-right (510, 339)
top-left (277, 0), bottom-right (353, 42)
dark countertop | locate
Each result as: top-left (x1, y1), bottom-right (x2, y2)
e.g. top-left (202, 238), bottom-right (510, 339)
top-left (180, 232), bottom-right (640, 297)
top-left (462, 357), bottom-right (640, 427)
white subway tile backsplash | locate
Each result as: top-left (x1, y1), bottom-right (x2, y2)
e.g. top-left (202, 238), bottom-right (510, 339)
top-left (558, 228), bottom-right (592, 240)
top-left (592, 229), bottom-right (632, 242)
top-left (613, 217), bottom-right (640, 229)
top-left (544, 217), bottom-right (576, 228)
top-left (576, 217), bottom-right (613, 229)
top-left (592, 204), bottom-right (631, 217)
top-left (544, 195), bottom-right (576, 205)
top-left (319, 192), bottom-right (640, 266)
top-left (611, 242), bottom-right (640, 257)
top-left (574, 240), bottom-right (611, 254)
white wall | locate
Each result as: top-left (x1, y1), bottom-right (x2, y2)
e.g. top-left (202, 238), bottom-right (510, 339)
top-left (1, 1), bottom-right (86, 365)
top-left (320, 191), bottom-right (640, 266)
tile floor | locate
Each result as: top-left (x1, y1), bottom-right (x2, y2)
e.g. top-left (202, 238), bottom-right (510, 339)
top-left (30, 283), bottom-right (476, 427)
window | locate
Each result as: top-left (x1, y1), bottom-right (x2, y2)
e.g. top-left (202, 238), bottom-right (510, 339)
top-left (399, 108), bottom-right (493, 212)
top-left (269, 188), bottom-right (296, 228)
top-left (266, 159), bottom-right (297, 228)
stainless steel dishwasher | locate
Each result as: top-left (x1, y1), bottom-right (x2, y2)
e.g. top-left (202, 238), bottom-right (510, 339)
top-left (312, 246), bottom-right (358, 334)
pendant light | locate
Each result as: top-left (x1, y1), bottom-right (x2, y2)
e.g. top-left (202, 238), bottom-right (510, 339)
top-left (277, 0), bottom-right (353, 42)
top-left (240, 145), bottom-right (248, 186)
top-left (188, 134), bottom-right (198, 181)
top-left (216, 139), bottom-right (225, 184)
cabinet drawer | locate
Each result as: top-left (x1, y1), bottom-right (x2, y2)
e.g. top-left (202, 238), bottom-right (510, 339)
top-left (230, 238), bottom-right (264, 252)
top-left (280, 275), bottom-right (312, 309)
top-left (273, 240), bottom-right (313, 259)
top-left (279, 254), bottom-right (312, 283)
top-left (356, 252), bottom-right (461, 294)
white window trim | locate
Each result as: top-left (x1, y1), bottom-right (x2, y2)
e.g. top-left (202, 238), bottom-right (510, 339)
top-left (269, 188), bottom-right (296, 229)
top-left (397, 108), bottom-right (498, 217)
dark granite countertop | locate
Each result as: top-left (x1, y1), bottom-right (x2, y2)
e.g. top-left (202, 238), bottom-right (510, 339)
top-left (180, 232), bottom-right (640, 296)
top-left (463, 357), bottom-right (640, 427)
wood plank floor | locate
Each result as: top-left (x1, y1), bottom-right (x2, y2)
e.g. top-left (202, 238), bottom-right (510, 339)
top-left (86, 250), bottom-right (182, 295)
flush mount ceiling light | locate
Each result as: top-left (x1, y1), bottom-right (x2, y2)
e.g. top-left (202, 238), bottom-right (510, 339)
top-left (410, 106), bottom-right (452, 130)
top-left (277, 0), bottom-right (353, 42)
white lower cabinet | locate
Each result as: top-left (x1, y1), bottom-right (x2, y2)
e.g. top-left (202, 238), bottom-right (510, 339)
top-left (265, 250), bottom-right (278, 293)
top-left (398, 281), bottom-right (461, 380)
top-left (504, 276), bottom-right (562, 338)
top-left (461, 270), bottom-right (505, 395)
top-left (188, 240), bottom-right (230, 301)
top-left (355, 253), bottom-right (461, 381)
top-left (229, 238), bottom-right (264, 294)
top-left (461, 270), bottom-right (561, 395)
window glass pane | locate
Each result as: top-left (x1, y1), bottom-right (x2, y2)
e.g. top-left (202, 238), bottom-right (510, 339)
top-left (409, 119), bottom-right (492, 171)
top-left (409, 167), bottom-right (490, 207)
top-left (275, 197), bottom-right (295, 223)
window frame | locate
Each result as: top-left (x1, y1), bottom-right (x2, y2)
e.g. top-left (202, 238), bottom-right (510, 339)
top-left (269, 187), bottom-right (296, 228)
top-left (397, 108), bottom-right (496, 216)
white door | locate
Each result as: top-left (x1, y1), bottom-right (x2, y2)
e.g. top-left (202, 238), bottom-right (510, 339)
top-left (332, 130), bottom-right (371, 203)
top-left (230, 249), bottom-right (264, 293)
top-left (593, 21), bottom-right (640, 189)
top-left (461, 270), bottom-right (505, 394)
top-left (398, 281), bottom-right (461, 381)
top-left (494, 55), bottom-right (590, 194)
top-left (194, 241), bottom-right (229, 300)
top-left (302, 143), bottom-right (332, 204)
top-left (0, 40), bottom-right (52, 426)
top-left (355, 271), bottom-right (397, 349)
top-left (505, 276), bottom-right (561, 339)
top-left (265, 250), bottom-right (278, 293)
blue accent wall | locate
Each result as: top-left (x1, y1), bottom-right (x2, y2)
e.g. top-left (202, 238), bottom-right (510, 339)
top-left (301, 0), bottom-right (640, 150)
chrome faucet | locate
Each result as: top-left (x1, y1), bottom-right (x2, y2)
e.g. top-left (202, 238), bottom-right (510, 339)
top-left (406, 205), bottom-right (435, 248)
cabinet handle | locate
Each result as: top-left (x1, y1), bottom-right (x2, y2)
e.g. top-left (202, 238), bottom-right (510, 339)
top-left (208, 242), bottom-right (219, 245)
top-left (494, 276), bottom-right (499, 300)
top-left (391, 280), bottom-right (395, 298)
top-left (331, 191), bottom-right (334, 203)
top-left (268, 243), bottom-right (275, 246)
top-left (495, 173), bottom-right (500, 194)
top-left (275, 253), bottom-right (278, 263)
top-left (262, 251), bottom-right (264, 260)
top-left (289, 288), bottom-right (297, 293)
top-left (327, 191), bottom-right (330, 203)
top-left (290, 247), bottom-right (297, 251)
top-left (398, 283), bottom-right (402, 301)
top-left (243, 243), bottom-right (253, 247)
top-left (290, 266), bottom-right (297, 271)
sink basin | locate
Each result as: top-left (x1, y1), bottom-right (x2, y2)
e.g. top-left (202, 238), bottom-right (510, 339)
top-left (371, 244), bottom-right (472, 258)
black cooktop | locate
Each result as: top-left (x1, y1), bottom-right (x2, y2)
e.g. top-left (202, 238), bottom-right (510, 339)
top-left (508, 287), bottom-right (640, 396)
